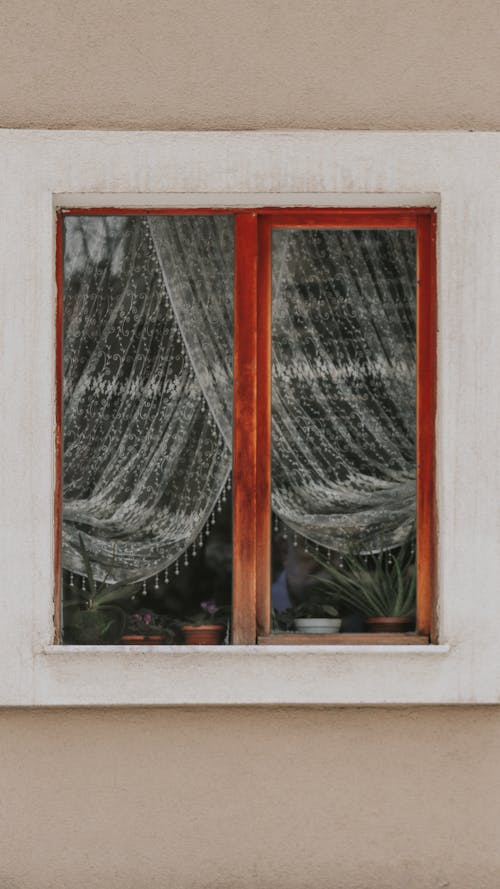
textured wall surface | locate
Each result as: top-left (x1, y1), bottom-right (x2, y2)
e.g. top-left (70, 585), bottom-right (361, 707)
top-left (1, 0), bottom-right (499, 130)
top-left (0, 707), bottom-right (499, 888)
top-left (2, 2), bottom-right (500, 887)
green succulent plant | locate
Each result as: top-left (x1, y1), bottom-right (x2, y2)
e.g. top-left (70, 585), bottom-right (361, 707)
top-left (272, 589), bottom-right (339, 631)
top-left (291, 595), bottom-right (339, 620)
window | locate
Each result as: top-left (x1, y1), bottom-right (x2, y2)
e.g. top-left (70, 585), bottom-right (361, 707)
top-left (6, 129), bottom-right (497, 705)
top-left (56, 206), bottom-right (436, 646)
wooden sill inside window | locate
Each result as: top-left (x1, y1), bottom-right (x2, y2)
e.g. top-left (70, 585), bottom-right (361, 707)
top-left (258, 633), bottom-right (430, 645)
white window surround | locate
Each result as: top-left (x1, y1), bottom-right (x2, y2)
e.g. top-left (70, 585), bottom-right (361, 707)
top-left (1, 129), bottom-right (499, 706)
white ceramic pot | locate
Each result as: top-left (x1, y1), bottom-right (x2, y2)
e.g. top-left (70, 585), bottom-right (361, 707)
top-left (294, 618), bottom-right (341, 634)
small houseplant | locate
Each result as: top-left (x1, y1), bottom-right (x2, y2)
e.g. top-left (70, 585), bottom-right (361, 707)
top-left (121, 610), bottom-right (175, 645)
top-left (63, 535), bottom-right (138, 644)
top-left (291, 594), bottom-right (341, 634)
top-left (181, 599), bottom-right (227, 645)
top-left (274, 590), bottom-right (341, 634)
top-left (316, 532), bottom-right (416, 633)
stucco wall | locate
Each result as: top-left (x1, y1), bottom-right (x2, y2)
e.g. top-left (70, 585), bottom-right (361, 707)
top-left (1, 0), bottom-right (499, 131)
top-left (2, 1), bottom-right (500, 887)
top-left (1, 707), bottom-right (499, 888)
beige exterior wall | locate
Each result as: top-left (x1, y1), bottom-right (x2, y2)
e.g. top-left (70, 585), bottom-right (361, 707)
top-left (1, 0), bottom-right (500, 131)
top-left (1, 707), bottom-right (500, 887)
top-left (1, 1), bottom-right (500, 886)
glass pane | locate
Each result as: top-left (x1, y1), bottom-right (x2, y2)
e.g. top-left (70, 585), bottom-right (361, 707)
top-left (271, 228), bottom-right (416, 635)
top-left (61, 214), bottom-right (233, 644)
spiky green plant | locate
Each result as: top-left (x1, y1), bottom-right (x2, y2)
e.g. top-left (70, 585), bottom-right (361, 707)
top-left (75, 533), bottom-right (139, 607)
top-left (315, 531), bottom-right (416, 619)
top-left (63, 535), bottom-right (139, 643)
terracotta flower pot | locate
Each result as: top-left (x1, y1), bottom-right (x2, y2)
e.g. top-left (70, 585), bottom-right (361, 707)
top-left (121, 634), bottom-right (166, 645)
top-left (364, 617), bottom-right (414, 633)
top-left (182, 624), bottom-right (226, 645)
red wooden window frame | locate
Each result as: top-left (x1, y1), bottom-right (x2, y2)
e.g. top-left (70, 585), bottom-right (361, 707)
top-left (55, 206), bottom-right (437, 645)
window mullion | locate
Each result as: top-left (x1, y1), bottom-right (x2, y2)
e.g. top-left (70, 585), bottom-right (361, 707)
top-left (232, 213), bottom-right (259, 643)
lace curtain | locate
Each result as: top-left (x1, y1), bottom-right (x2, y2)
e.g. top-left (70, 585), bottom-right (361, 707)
top-left (62, 216), bottom-right (416, 581)
top-left (271, 228), bottom-right (416, 553)
top-left (62, 215), bottom-right (232, 582)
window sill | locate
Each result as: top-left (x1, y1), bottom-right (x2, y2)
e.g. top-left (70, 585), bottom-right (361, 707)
top-left (258, 633), bottom-right (430, 646)
top-left (43, 642), bottom-right (449, 654)
top-left (31, 642), bottom-right (452, 707)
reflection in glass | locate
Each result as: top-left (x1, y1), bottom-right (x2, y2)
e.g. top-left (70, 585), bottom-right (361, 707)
top-left (271, 229), bottom-right (417, 634)
top-left (61, 214), bottom-right (234, 644)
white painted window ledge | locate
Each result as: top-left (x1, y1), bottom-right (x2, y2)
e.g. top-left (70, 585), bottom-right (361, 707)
top-left (32, 643), bottom-right (456, 707)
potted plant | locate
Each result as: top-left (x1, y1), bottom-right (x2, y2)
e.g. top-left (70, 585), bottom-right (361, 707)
top-left (291, 596), bottom-right (341, 634)
top-left (272, 590), bottom-right (341, 634)
top-left (181, 599), bottom-right (227, 645)
top-left (63, 535), bottom-right (138, 644)
top-left (316, 532), bottom-right (416, 633)
top-left (121, 610), bottom-right (174, 645)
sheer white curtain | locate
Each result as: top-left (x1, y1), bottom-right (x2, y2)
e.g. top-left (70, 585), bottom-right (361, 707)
top-left (62, 215), bottom-right (232, 582)
top-left (271, 228), bottom-right (416, 552)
